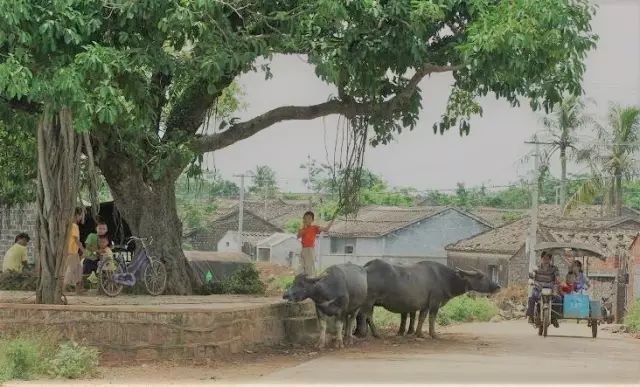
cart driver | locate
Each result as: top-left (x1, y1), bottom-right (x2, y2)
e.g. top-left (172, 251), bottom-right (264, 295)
top-left (527, 251), bottom-right (561, 326)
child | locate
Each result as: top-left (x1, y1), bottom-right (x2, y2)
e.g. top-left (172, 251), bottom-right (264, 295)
top-left (560, 272), bottom-right (577, 295)
top-left (297, 211), bottom-right (334, 276)
top-left (83, 218), bottom-right (110, 276)
top-left (64, 207), bottom-right (85, 295)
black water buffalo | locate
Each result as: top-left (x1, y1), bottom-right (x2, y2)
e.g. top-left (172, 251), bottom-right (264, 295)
top-left (355, 259), bottom-right (500, 338)
top-left (283, 263), bottom-right (367, 349)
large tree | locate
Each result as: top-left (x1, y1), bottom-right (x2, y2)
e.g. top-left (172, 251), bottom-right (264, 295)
top-left (0, 0), bottom-right (597, 299)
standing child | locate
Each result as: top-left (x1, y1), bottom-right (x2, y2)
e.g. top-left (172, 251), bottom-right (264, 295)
top-left (64, 207), bottom-right (85, 295)
top-left (297, 211), bottom-right (334, 276)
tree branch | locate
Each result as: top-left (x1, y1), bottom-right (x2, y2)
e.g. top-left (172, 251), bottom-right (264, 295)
top-left (163, 74), bottom-right (236, 141)
top-left (191, 63), bottom-right (460, 153)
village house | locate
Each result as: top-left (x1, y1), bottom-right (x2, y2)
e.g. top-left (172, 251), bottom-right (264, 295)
top-left (184, 198), bottom-right (314, 251)
top-left (256, 233), bottom-right (300, 267)
top-left (446, 205), bottom-right (640, 319)
top-left (626, 234), bottom-right (640, 301)
top-left (217, 231), bottom-right (275, 259)
top-left (318, 205), bottom-right (493, 268)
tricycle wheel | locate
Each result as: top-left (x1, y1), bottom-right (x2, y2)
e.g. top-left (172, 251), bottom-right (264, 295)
top-left (591, 320), bottom-right (598, 338)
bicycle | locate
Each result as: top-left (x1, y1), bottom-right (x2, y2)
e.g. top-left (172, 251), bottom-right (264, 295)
top-left (97, 236), bottom-right (167, 297)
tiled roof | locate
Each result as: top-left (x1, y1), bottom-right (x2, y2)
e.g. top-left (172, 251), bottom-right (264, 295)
top-left (447, 205), bottom-right (640, 256)
top-left (467, 207), bottom-right (526, 227)
top-left (211, 198), bottom-right (313, 228)
top-left (257, 232), bottom-right (297, 247)
top-left (328, 206), bottom-right (456, 238)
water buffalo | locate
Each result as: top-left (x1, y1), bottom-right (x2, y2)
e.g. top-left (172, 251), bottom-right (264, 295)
top-left (283, 263), bottom-right (367, 349)
top-left (355, 259), bottom-right (500, 339)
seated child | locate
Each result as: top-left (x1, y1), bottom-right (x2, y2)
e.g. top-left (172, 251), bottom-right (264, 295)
top-left (559, 272), bottom-right (577, 296)
top-left (96, 235), bottom-right (116, 271)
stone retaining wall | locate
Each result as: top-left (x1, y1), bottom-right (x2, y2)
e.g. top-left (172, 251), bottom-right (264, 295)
top-left (0, 301), bottom-right (318, 363)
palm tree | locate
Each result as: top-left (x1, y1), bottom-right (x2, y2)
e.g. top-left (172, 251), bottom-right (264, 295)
top-left (566, 104), bottom-right (640, 216)
top-left (539, 94), bottom-right (591, 208)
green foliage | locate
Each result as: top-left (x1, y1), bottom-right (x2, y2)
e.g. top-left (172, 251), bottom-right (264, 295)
top-left (437, 295), bottom-right (498, 326)
top-left (198, 264), bottom-right (266, 295)
top-left (0, 337), bottom-right (41, 381)
top-left (285, 218), bottom-right (302, 234)
top-left (47, 342), bottom-right (99, 379)
top-left (0, 270), bottom-right (38, 291)
top-left (249, 165), bottom-right (278, 198)
top-left (625, 300), bottom-right (640, 333)
top-left (0, 331), bottom-right (96, 382)
top-left (0, 111), bottom-right (36, 207)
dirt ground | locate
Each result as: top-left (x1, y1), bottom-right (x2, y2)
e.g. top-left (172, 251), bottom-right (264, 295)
top-left (6, 320), bottom-right (639, 386)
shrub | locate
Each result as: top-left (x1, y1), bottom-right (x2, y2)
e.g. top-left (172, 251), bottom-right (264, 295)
top-left (48, 342), bottom-right (99, 379)
top-left (0, 337), bottom-right (41, 381)
top-left (0, 332), bottom-right (97, 382)
top-left (625, 299), bottom-right (640, 333)
top-left (0, 270), bottom-right (38, 291)
top-left (437, 294), bottom-right (498, 326)
top-left (198, 264), bottom-right (266, 295)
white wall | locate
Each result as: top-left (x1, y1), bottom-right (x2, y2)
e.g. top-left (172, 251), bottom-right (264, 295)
top-left (217, 231), bottom-right (241, 252)
top-left (268, 237), bottom-right (301, 268)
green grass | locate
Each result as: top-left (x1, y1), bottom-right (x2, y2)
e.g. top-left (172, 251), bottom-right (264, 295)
top-left (0, 331), bottom-right (98, 382)
top-left (371, 294), bottom-right (499, 330)
top-left (625, 299), bottom-right (640, 333)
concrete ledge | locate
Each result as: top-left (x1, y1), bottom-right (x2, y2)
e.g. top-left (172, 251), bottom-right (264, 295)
top-left (0, 295), bottom-right (318, 363)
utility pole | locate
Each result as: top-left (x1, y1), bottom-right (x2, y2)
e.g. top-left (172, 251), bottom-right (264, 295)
top-left (234, 173), bottom-right (253, 253)
top-left (525, 140), bottom-right (541, 277)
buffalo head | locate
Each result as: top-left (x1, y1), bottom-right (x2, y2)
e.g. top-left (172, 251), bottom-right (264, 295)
top-left (282, 274), bottom-right (319, 302)
top-left (455, 267), bottom-right (501, 294)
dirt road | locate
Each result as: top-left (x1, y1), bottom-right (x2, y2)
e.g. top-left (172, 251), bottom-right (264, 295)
top-left (7, 320), bottom-right (640, 386)
top-left (260, 320), bottom-right (640, 385)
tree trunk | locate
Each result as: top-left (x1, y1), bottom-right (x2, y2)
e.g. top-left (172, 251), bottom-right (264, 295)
top-left (35, 108), bottom-right (82, 304)
top-left (615, 172), bottom-right (623, 217)
top-left (559, 146), bottom-right (567, 209)
top-left (99, 161), bottom-right (194, 294)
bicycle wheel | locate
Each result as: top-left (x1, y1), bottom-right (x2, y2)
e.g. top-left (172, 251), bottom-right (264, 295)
top-left (99, 261), bottom-right (124, 297)
top-left (143, 258), bottom-right (167, 296)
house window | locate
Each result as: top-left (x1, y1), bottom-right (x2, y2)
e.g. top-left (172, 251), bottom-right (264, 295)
top-left (330, 237), bottom-right (356, 254)
top-left (488, 265), bottom-right (499, 284)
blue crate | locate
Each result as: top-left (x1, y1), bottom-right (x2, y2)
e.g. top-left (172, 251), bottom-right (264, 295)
top-left (563, 294), bottom-right (590, 319)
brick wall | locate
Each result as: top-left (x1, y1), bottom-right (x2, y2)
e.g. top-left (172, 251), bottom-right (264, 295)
top-left (508, 247), bottom-right (571, 286)
top-left (0, 300), bottom-right (318, 363)
top-left (0, 204), bottom-right (37, 269)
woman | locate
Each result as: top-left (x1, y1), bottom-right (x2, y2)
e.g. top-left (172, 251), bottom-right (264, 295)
top-left (570, 260), bottom-right (590, 293)
top-left (63, 207), bottom-right (85, 295)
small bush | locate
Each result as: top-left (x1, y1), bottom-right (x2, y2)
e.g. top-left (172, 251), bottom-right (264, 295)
top-left (625, 300), bottom-right (640, 333)
top-left (0, 270), bottom-right (38, 291)
top-left (0, 332), bottom-right (97, 382)
top-left (437, 294), bottom-right (498, 326)
top-left (198, 264), bottom-right (266, 295)
top-left (373, 307), bottom-right (398, 328)
top-left (48, 342), bottom-right (99, 379)
top-left (0, 337), bottom-right (41, 381)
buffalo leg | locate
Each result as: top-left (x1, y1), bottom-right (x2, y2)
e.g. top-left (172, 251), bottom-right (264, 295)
top-left (407, 312), bottom-right (416, 335)
top-left (345, 311), bottom-right (357, 345)
top-left (415, 309), bottom-right (428, 338)
top-left (397, 313), bottom-right (407, 336)
top-left (335, 317), bottom-right (344, 349)
top-left (317, 314), bottom-right (328, 349)
top-left (428, 307), bottom-right (440, 339)
top-left (354, 312), bottom-right (368, 338)
top-left (367, 314), bottom-right (381, 338)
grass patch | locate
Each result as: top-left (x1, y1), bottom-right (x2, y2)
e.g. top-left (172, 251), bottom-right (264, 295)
top-left (370, 295), bottom-right (499, 330)
top-left (438, 294), bottom-right (498, 326)
top-left (269, 275), bottom-right (294, 293)
top-left (625, 299), bottom-right (640, 333)
top-left (0, 331), bottom-right (98, 382)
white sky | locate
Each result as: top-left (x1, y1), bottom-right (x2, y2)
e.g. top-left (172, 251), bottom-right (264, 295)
top-left (208, 0), bottom-right (640, 193)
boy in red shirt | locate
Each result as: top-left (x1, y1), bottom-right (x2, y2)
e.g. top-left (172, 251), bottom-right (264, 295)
top-left (297, 211), bottom-right (334, 276)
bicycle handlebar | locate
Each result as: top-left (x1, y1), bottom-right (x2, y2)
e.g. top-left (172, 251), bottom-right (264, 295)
top-left (125, 236), bottom-right (153, 248)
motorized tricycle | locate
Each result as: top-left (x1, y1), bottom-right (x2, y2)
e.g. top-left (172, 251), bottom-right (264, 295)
top-left (531, 242), bottom-right (610, 338)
